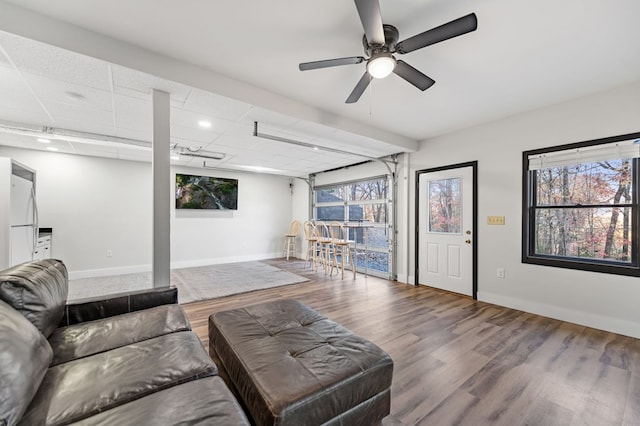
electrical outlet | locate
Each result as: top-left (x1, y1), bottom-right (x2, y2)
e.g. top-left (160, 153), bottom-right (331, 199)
top-left (488, 216), bottom-right (506, 225)
top-left (497, 268), bottom-right (505, 278)
top-left (106, 250), bottom-right (113, 257)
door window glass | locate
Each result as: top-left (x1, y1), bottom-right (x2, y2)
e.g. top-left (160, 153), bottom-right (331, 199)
top-left (428, 178), bottom-right (462, 234)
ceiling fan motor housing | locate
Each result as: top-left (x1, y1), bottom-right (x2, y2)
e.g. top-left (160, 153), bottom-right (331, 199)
top-left (362, 24), bottom-right (399, 56)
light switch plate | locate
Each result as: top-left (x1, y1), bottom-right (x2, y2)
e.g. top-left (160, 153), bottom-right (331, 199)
top-left (487, 216), bottom-right (505, 225)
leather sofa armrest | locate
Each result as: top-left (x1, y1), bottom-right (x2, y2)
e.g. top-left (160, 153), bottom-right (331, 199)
top-left (59, 287), bottom-right (178, 327)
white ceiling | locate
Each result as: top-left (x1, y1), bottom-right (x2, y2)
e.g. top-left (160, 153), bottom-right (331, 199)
top-left (1, 0), bottom-right (640, 176)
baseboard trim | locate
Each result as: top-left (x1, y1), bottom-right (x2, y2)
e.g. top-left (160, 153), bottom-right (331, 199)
top-left (69, 252), bottom-right (282, 280)
top-left (396, 274), bottom-right (412, 284)
top-left (478, 291), bottom-right (640, 339)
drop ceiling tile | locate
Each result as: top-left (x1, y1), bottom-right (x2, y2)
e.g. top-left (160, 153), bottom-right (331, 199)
top-left (170, 123), bottom-right (219, 144)
top-left (0, 67), bottom-right (48, 114)
top-left (112, 64), bottom-right (192, 104)
top-left (283, 120), bottom-right (339, 140)
top-left (244, 108), bottom-right (299, 132)
top-left (220, 121), bottom-right (255, 138)
top-left (24, 74), bottom-right (114, 128)
top-left (167, 110), bottom-right (234, 139)
top-left (51, 120), bottom-right (117, 140)
top-left (49, 109), bottom-right (115, 135)
top-left (183, 89), bottom-right (253, 122)
top-left (0, 105), bottom-right (54, 128)
top-left (114, 94), bottom-right (152, 133)
top-left (0, 31), bottom-right (111, 91)
top-left (115, 127), bottom-right (150, 142)
top-left (170, 108), bottom-right (215, 129)
top-left (211, 134), bottom-right (261, 150)
top-left (195, 148), bottom-right (241, 163)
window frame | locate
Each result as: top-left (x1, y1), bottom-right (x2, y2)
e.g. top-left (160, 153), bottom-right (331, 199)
top-left (522, 131), bottom-right (640, 277)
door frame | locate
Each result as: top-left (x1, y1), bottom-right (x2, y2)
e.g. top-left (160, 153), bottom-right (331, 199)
top-left (414, 161), bottom-right (478, 299)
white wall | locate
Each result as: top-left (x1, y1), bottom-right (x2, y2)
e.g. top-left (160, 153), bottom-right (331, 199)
top-left (171, 166), bottom-right (292, 268)
top-left (407, 80), bottom-right (640, 338)
top-left (0, 146), bottom-right (293, 278)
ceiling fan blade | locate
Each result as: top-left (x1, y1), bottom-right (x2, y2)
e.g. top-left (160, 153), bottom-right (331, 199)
top-left (299, 56), bottom-right (365, 71)
top-left (396, 13), bottom-right (477, 54)
top-left (346, 72), bottom-right (372, 104)
top-left (393, 60), bottom-right (435, 91)
top-left (354, 0), bottom-right (385, 46)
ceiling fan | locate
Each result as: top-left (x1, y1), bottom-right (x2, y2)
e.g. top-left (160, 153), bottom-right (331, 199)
top-left (298, 0), bottom-right (477, 104)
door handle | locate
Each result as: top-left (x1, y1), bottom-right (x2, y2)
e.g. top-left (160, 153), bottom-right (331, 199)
top-left (465, 240), bottom-right (471, 244)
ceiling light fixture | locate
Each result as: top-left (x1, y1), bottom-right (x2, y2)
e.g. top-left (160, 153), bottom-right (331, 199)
top-left (198, 120), bottom-right (212, 129)
top-left (367, 53), bottom-right (396, 79)
top-left (37, 138), bottom-right (51, 143)
top-left (170, 155), bottom-right (180, 160)
top-left (46, 147), bottom-right (58, 151)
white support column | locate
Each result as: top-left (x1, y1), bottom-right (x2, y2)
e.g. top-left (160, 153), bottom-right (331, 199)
top-left (152, 89), bottom-right (171, 287)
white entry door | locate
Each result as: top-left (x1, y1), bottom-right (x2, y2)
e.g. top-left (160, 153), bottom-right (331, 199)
top-left (418, 165), bottom-right (474, 296)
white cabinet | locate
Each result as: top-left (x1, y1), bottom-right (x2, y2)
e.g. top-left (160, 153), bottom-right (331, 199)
top-left (34, 235), bottom-right (51, 260)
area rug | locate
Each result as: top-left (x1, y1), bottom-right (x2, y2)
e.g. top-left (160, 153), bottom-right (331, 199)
top-left (68, 261), bottom-right (309, 304)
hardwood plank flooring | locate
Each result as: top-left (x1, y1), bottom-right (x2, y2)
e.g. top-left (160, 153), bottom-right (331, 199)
top-left (182, 259), bottom-right (640, 426)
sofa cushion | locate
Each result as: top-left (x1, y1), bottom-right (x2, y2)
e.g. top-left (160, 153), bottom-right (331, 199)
top-left (0, 299), bottom-right (53, 426)
top-left (68, 376), bottom-right (251, 426)
top-left (20, 331), bottom-right (217, 426)
top-left (0, 259), bottom-right (68, 338)
top-left (49, 304), bottom-right (191, 366)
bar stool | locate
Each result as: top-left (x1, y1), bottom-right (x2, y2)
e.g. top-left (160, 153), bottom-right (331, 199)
top-left (282, 220), bottom-right (301, 260)
top-left (314, 221), bottom-right (333, 273)
top-left (328, 221), bottom-right (356, 280)
top-left (303, 221), bottom-right (319, 269)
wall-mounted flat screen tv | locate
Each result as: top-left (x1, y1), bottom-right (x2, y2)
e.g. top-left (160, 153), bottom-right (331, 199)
top-left (175, 173), bottom-right (238, 210)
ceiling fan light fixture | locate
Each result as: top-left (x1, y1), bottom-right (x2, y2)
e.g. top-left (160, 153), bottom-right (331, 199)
top-left (367, 54), bottom-right (396, 79)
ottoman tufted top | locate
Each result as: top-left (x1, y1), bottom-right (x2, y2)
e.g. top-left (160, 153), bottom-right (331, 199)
top-left (209, 299), bottom-right (393, 426)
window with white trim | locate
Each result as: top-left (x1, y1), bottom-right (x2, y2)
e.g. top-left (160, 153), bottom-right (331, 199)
top-left (523, 132), bottom-right (640, 276)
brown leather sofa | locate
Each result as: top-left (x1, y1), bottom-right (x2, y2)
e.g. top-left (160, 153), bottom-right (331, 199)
top-left (0, 259), bottom-right (250, 426)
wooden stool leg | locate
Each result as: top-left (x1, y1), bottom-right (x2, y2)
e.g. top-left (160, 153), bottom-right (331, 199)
top-left (315, 242), bottom-right (324, 273)
top-left (349, 244), bottom-right (356, 279)
top-left (329, 244), bottom-right (338, 276)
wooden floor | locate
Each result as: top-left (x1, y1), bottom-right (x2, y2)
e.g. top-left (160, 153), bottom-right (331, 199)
top-left (183, 259), bottom-right (640, 426)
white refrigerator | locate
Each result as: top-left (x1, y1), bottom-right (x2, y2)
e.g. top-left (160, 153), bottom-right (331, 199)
top-left (10, 173), bottom-right (38, 266)
top-left (0, 158), bottom-right (38, 269)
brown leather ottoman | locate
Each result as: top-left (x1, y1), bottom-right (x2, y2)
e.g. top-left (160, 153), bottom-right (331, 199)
top-left (208, 299), bottom-right (393, 426)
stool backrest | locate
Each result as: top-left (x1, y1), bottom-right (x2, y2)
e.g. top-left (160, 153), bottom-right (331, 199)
top-left (328, 221), bottom-right (347, 241)
top-left (303, 221), bottom-right (317, 240)
top-left (315, 221), bottom-right (331, 239)
top-left (289, 220), bottom-right (301, 235)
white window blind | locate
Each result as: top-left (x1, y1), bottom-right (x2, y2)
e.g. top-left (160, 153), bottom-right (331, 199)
top-left (528, 138), bottom-right (640, 170)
